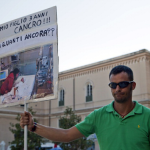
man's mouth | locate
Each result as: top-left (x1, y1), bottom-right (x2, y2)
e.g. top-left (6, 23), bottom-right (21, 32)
top-left (115, 93), bottom-right (124, 96)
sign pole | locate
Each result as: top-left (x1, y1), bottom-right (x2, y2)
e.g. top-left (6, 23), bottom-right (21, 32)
top-left (24, 102), bottom-right (28, 150)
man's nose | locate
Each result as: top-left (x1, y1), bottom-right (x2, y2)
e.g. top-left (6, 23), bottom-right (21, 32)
top-left (115, 85), bottom-right (121, 91)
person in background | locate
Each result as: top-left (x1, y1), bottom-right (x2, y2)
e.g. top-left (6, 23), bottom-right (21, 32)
top-left (54, 143), bottom-right (57, 148)
top-left (0, 68), bottom-right (19, 95)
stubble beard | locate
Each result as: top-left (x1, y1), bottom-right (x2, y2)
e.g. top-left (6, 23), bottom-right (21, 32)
top-left (114, 96), bottom-right (128, 103)
top-left (114, 86), bottom-right (132, 103)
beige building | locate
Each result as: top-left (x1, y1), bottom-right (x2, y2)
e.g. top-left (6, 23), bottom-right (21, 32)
top-left (1, 49), bottom-right (150, 149)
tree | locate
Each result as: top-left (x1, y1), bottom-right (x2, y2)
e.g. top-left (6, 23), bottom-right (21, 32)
top-left (55, 107), bottom-right (94, 150)
top-left (9, 107), bottom-right (45, 150)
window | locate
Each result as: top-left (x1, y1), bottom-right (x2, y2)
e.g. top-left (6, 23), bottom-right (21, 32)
top-left (59, 89), bottom-right (64, 106)
top-left (58, 119), bottom-right (62, 128)
top-left (86, 84), bottom-right (92, 102)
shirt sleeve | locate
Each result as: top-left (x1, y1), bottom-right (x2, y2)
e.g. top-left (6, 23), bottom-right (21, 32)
top-left (75, 111), bottom-right (95, 137)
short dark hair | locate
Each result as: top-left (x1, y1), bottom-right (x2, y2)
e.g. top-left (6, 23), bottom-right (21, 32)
top-left (13, 68), bottom-right (19, 74)
top-left (11, 68), bottom-right (20, 80)
top-left (109, 65), bottom-right (133, 81)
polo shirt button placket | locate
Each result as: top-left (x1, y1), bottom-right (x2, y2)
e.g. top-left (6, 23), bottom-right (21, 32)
top-left (120, 122), bottom-right (123, 125)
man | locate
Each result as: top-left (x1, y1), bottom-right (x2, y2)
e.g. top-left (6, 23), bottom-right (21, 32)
top-left (20, 65), bottom-right (150, 150)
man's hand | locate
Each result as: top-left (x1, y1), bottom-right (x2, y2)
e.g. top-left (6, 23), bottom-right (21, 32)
top-left (20, 111), bottom-right (34, 131)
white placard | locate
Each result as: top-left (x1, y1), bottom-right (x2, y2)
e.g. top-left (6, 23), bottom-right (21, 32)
top-left (0, 6), bottom-right (58, 108)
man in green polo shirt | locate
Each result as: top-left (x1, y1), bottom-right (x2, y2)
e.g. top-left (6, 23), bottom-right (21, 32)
top-left (20, 65), bottom-right (150, 150)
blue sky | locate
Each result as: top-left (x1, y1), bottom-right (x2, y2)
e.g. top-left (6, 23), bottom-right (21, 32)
top-left (0, 0), bottom-right (150, 71)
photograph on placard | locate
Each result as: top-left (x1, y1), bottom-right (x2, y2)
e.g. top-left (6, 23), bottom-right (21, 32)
top-left (0, 44), bottom-right (53, 105)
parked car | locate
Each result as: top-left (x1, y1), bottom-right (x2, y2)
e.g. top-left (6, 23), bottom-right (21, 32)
top-left (39, 143), bottom-right (62, 150)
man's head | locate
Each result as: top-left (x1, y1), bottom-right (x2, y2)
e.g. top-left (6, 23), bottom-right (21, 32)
top-left (109, 65), bottom-right (133, 81)
top-left (109, 65), bottom-right (136, 103)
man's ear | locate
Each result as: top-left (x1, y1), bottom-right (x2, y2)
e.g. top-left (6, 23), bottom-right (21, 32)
top-left (132, 82), bottom-right (136, 90)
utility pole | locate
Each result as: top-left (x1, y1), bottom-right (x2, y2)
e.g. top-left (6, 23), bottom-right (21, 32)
top-left (73, 78), bottom-right (75, 111)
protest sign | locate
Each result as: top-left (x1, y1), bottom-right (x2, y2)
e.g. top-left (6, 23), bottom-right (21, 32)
top-left (0, 7), bottom-right (58, 108)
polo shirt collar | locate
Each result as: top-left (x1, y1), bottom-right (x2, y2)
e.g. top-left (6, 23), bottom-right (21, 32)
top-left (133, 101), bottom-right (143, 114)
top-left (106, 101), bottom-right (115, 113)
top-left (106, 101), bottom-right (143, 115)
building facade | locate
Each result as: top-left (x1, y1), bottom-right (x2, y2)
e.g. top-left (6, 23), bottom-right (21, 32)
top-left (1, 49), bottom-right (150, 149)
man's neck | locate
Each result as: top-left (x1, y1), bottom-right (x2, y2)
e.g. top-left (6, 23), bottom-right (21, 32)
top-left (114, 100), bottom-right (135, 117)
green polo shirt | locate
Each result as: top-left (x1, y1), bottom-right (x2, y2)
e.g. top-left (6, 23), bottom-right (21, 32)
top-left (75, 101), bottom-right (150, 150)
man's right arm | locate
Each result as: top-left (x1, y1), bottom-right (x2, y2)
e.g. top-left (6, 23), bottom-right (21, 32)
top-left (20, 111), bottom-right (84, 142)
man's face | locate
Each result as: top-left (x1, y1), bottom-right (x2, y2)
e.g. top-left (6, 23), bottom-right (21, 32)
top-left (109, 72), bottom-right (136, 103)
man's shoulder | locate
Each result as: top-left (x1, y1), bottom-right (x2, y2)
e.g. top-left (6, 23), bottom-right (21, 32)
top-left (93, 103), bottom-right (112, 114)
top-left (135, 101), bottom-right (150, 115)
top-left (141, 103), bottom-right (150, 113)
